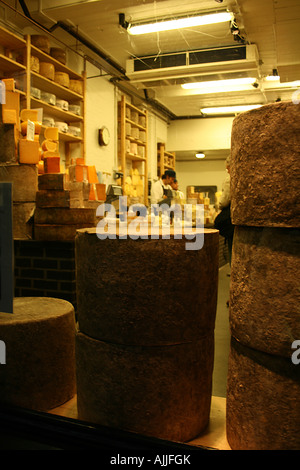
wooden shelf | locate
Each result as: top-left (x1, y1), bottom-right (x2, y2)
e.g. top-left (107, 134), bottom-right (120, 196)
top-left (31, 71), bottom-right (83, 102)
top-left (30, 44), bottom-right (82, 80)
top-left (0, 53), bottom-right (26, 74)
top-left (118, 95), bottom-right (148, 205)
top-left (157, 142), bottom-right (175, 177)
top-left (31, 97), bottom-right (83, 123)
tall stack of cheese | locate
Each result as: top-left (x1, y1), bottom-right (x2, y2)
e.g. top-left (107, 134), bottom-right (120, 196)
top-left (34, 171), bottom-right (96, 241)
top-left (0, 84), bottom-right (38, 238)
top-left (75, 227), bottom-right (219, 442)
top-left (226, 101), bottom-right (300, 450)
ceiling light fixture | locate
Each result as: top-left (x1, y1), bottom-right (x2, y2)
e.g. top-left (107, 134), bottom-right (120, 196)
top-left (195, 152), bottom-right (205, 159)
top-left (182, 77), bottom-right (257, 90)
top-left (265, 69), bottom-right (280, 81)
top-left (126, 11), bottom-right (234, 35)
top-left (200, 104), bottom-right (263, 115)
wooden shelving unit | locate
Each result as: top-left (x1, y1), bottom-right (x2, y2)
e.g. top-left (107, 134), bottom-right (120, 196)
top-left (118, 95), bottom-right (148, 206)
top-left (157, 142), bottom-right (175, 178)
top-left (0, 25), bottom-right (85, 166)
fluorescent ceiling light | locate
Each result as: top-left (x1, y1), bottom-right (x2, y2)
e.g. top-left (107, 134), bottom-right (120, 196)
top-left (265, 74), bottom-right (280, 81)
top-left (195, 152), bottom-right (205, 158)
top-left (182, 77), bottom-right (256, 90)
top-left (200, 104), bottom-right (263, 115)
top-left (128, 11), bottom-right (234, 35)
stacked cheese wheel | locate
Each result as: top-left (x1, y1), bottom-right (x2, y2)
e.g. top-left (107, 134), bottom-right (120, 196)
top-left (226, 101), bottom-right (300, 450)
top-left (75, 227), bottom-right (219, 442)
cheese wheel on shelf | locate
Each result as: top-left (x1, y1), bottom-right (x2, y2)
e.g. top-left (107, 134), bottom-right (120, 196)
top-left (55, 121), bottom-right (68, 133)
top-left (54, 71), bottom-right (70, 88)
top-left (50, 47), bottom-right (66, 65)
top-left (20, 109), bottom-right (39, 122)
top-left (31, 35), bottom-right (50, 54)
top-left (21, 120), bottom-right (42, 136)
top-left (69, 79), bottom-right (83, 95)
top-left (40, 91), bottom-right (56, 105)
top-left (56, 99), bottom-right (69, 111)
top-left (44, 127), bottom-right (59, 141)
top-left (41, 140), bottom-right (58, 152)
top-left (39, 62), bottom-right (55, 81)
top-left (30, 56), bottom-right (40, 73)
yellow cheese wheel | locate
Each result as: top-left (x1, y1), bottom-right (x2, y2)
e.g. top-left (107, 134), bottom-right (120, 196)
top-left (31, 56), bottom-right (40, 73)
top-left (20, 109), bottom-right (39, 122)
top-left (41, 140), bottom-right (58, 152)
top-left (39, 62), bottom-right (55, 81)
top-left (21, 120), bottom-right (42, 135)
top-left (54, 71), bottom-right (70, 88)
top-left (44, 127), bottom-right (59, 141)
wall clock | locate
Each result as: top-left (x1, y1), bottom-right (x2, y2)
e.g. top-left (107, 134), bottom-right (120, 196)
top-left (99, 126), bottom-right (110, 146)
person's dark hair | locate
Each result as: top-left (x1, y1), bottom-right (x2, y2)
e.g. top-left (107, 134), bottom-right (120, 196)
top-left (163, 170), bottom-right (176, 179)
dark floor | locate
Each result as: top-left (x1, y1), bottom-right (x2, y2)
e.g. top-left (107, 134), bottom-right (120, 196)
top-left (212, 263), bottom-right (231, 398)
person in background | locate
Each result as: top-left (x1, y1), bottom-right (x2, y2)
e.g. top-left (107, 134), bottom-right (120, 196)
top-left (219, 155), bottom-right (231, 210)
top-left (151, 170), bottom-right (176, 205)
top-left (171, 179), bottom-right (184, 199)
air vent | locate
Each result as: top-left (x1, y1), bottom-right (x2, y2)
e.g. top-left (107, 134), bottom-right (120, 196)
top-left (126, 44), bottom-right (258, 84)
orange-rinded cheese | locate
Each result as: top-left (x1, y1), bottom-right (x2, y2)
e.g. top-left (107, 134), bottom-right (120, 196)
top-left (89, 184), bottom-right (96, 200)
top-left (41, 140), bottom-right (58, 152)
top-left (21, 120), bottom-right (42, 135)
top-left (44, 127), bottom-right (59, 141)
top-left (20, 109), bottom-right (39, 122)
top-left (19, 139), bottom-right (40, 164)
top-left (76, 158), bottom-right (85, 165)
top-left (39, 62), bottom-right (55, 81)
top-left (88, 165), bottom-right (99, 184)
top-left (44, 156), bottom-right (60, 173)
top-left (37, 160), bottom-right (44, 174)
top-left (2, 109), bottom-right (17, 124)
top-left (2, 91), bottom-right (20, 130)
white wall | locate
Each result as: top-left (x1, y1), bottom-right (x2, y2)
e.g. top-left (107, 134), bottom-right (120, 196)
top-left (167, 116), bottom-right (234, 151)
top-left (175, 159), bottom-right (227, 198)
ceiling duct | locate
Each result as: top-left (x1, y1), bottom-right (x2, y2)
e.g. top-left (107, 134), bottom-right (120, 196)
top-left (126, 44), bottom-right (259, 85)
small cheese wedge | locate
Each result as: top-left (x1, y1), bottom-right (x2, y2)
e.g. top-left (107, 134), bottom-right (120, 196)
top-left (87, 165), bottom-right (98, 184)
top-left (44, 127), bottom-right (59, 141)
top-left (20, 109), bottom-right (39, 122)
top-left (19, 139), bottom-right (40, 164)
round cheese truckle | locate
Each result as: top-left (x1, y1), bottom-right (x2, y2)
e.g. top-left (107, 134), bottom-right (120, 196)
top-left (230, 100), bottom-right (300, 228)
top-left (75, 227), bottom-right (219, 346)
top-left (229, 226), bottom-right (300, 357)
top-left (226, 338), bottom-right (300, 450)
top-left (76, 330), bottom-right (215, 442)
top-left (0, 297), bottom-right (76, 411)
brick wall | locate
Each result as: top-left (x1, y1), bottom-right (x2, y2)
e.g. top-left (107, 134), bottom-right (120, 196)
top-left (14, 240), bottom-right (77, 310)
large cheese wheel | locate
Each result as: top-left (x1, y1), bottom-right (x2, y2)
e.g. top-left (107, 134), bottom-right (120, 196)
top-left (50, 47), bottom-right (66, 64)
top-left (75, 227), bottom-right (219, 345)
top-left (31, 35), bottom-right (50, 54)
top-left (230, 226), bottom-right (300, 357)
top-left (54, 71), bottom-right (69, 88)
top-left (0, 297), bottom-right (76, 411)
top-left (69, 79), bottom-right (83, 95)
top-left (0, 164), bottom-right (37, 201)
top-left (230, 101), bottom-right (300, 228)
top-left (76, 330), bottom-right (214, 442)
top-left (39, 62), bottom-right (55, 81)
top-left (20, 109), bottom-right (39, 122)
top-left (226, 338), bottom-right (300, 450)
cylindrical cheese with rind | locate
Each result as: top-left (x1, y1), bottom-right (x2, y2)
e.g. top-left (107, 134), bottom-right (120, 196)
top-left (0, 297), bottom-right (76, 411)
top-left (226, 338), bottom-right (300, 450)
top-left (75, 227), bottom-right (219, 345)
top-left (229, 226), bottom-right (300, 357)
top-left (76, 331), bottom-right (215, 442)
top-left (230, 101), bottom-right (300, 228)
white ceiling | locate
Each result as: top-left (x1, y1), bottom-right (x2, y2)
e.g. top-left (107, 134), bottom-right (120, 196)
top-left (3, 0), bottom-right (300, 119)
